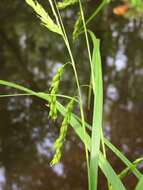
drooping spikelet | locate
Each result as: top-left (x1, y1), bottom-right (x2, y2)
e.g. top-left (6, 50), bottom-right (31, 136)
top-left (51, 99), bottom-right (74, 165)
top-left (49, 65), bottom-right (65, 120)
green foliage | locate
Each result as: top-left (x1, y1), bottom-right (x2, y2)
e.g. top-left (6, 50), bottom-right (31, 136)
top-left (0, 79), bottom-right (143, 189)
top-left (0, 80), bottom-right (130, 189)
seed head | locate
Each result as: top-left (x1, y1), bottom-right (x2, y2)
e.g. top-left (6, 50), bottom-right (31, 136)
top-left (51, 99), bottom-right (74, 165)
top-left (49, 65), bottom-right (64, 120)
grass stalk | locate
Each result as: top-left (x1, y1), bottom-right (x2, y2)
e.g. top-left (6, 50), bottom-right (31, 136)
top-left (48, 0), bottom-right (90, 187)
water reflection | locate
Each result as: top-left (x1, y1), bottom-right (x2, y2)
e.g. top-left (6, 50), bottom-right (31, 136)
top-left (0, 1), bottom-right (143, 189)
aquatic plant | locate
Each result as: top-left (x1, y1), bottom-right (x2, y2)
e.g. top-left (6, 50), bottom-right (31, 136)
top-left (0, 0), bottom-right (143, 189)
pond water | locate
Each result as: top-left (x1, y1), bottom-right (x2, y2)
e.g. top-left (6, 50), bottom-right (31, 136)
top-left (0, 1), bottom-right (143, 189)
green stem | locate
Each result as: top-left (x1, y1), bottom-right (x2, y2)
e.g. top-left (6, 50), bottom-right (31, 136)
top-left (49, 0), bottom-right (90, 187)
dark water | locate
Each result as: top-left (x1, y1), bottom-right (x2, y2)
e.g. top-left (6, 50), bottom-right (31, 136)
top-left (0, 1), bottom-right (143, 189)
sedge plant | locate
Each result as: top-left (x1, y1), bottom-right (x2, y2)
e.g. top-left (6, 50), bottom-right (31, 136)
top-left (0, 0), bottom-right (143, 189)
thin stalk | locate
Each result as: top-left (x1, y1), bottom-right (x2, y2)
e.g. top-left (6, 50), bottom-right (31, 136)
top-left (0, 93), bottom-right (79, 102)
top-left (48, 0), bottom-right (61, 27)
top-left (78, 0), bottom-right (93, 117)
top-left (78, 0), bottom-right (109, 36)
top-left (78, 0), bottom-right (94, 115)
top-left (49, 0), bottom-right (90, 188)
top-left (86, 0), bottom-right (108, 26)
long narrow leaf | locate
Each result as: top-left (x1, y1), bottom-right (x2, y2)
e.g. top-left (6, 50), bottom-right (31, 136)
top-left (89, 31), bottom-right (103, 190)
top-left (104, 138), bottom-right (143, 180)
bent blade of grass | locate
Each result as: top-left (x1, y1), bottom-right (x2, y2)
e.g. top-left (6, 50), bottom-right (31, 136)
top-left (0, 80), bottom-right (37, 96)
top-left (104, 138), bottom-right (143, 180)
top-left (118, 157), bottom-right (143, 179)
top-left (88, 31), bottom-right (103, 190)
top-left (0, 80), bottom-right (126, 189)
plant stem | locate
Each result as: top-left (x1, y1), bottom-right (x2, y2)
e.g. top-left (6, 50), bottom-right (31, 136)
top-left (49, 0), bottom-right (90, 188)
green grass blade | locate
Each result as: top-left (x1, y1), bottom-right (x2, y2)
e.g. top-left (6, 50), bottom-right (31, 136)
top-left (0, 80), bottom-right (51, 104)
top-left (118, 157), bottom-right (143, 179)
top-left (0, 80), bottom-right (37, 95)
top-left (89, 31), bottom-right (103, 190)
top-left (135, 176), bottom-right (143, 190)
top-left (104, 138), bottom-right (143, 180)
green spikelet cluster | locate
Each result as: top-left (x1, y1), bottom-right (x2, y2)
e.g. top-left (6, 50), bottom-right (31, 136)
top-left (73, 12), bottom-right (82, 40)
top-left (51, 99), bottom-right (74, 165)
top-left (25, 0), bottom-right (62, 35)
top-left (49, 65), bottom-right (64, 120)
top-left (58, 0), bottom-right (78, 9)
